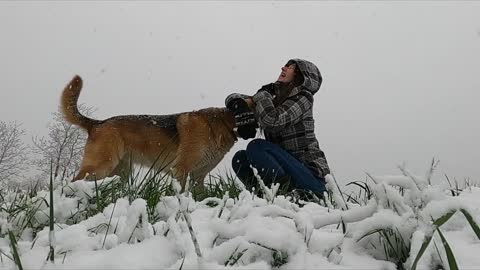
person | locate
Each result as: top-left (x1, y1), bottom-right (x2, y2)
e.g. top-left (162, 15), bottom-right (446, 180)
top-left (225, 59), bottom-right (330, 198)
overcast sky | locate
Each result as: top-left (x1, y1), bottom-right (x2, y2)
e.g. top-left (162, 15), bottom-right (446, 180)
top-left (1, 2), bottom-right (479, 184)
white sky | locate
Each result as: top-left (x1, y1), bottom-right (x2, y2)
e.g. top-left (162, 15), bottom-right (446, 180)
top-left (1, 2), bottom-right (479, 184)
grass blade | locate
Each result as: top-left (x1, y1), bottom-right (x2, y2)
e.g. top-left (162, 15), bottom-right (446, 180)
top-left (410, 233), bottom-right (433, 270)
top-left (412, 211), bottom-right (458, 270)
top-left (357, 228), bottom-right (386, 243)
top-left (331, 174), bottom-right (348, 210)
top-left (103, 200), bottom-right (117, 248)
top-left (94, 173), bottom-right (101, 212)
top-left (178, 255), bottom-right (186, 270)
top-left (436, 228), bottom-right (459, 270)
top-left (433, 210), bottom-right (456, 227)
top-left (49, 161), bottom-right (55, 263)
top-left (8, 231), bottom-right (23, 270)
top-left (460, 209), bottom-right (480, 239)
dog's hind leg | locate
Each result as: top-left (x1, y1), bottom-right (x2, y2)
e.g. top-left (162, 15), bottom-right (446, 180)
top-left (108, 154), bottom-right (132, 178)
top-left (73, 133), bottom-right (125, 182)
top-left (189, 169), bottom-right (209, 193)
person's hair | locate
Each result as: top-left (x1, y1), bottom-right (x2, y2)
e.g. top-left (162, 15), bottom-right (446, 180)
top-left (286, 60), bottom-right (304, 87)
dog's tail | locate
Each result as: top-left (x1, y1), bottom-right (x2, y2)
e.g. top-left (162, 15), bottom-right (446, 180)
top-left (61, 75), bottom-right (101, 131)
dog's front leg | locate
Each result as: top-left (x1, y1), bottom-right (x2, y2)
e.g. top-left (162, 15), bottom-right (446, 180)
top-left (170, 167), bottom-right (189, 193)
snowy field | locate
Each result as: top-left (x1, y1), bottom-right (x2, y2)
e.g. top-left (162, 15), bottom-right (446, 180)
top-left (1, 2), bottom-right (479, 269)
top-left (1, 166), bottom-right (480, 270)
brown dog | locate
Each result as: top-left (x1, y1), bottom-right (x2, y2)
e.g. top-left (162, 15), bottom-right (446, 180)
top-left (61, 75), bottom-right (238, 191)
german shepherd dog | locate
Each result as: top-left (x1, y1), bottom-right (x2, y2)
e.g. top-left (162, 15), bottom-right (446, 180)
top-left (61, 75), bottom-right (238, 191)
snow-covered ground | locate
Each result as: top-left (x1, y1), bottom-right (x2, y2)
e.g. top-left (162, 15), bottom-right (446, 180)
top-left (1, 170), bottom-right (480, 270)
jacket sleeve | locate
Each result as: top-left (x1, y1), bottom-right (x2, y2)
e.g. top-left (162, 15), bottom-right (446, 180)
top-left (252, 90), bottom-right (312, 133)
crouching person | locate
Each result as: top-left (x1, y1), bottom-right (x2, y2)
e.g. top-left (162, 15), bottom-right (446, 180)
top-left (226, 58), bottom-right (330, 201)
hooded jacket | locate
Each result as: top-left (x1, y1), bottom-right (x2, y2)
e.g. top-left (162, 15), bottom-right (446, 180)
top-left (252, 59), bottom-right (330, 179)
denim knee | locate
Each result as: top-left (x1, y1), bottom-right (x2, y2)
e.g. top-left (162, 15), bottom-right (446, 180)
top-left (246, 139), bottom-right (269, 156)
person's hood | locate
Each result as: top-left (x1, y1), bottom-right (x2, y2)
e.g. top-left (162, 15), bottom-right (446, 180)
top-left (288, 58), bottom-right (322, 95)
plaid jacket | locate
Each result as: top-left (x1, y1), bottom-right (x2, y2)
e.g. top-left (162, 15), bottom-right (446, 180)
top-left (252, 59), bottom-right (330, 179)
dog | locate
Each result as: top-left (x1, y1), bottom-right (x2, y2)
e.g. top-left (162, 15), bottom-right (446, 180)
top-left (61, 75), bottom-right (238, 191)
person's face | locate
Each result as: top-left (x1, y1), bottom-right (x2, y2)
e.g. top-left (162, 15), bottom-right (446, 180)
top-left (277, 63), bottom-right (296, 83)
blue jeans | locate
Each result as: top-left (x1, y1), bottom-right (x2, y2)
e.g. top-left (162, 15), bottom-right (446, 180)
top-left (231, 139), bottom-right (326, 193)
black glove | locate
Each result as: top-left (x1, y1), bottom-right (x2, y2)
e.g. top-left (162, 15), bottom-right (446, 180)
top-left (225, 93), bottom-right (251, 111)
top-left (237, 120), bottom-right (258, 140)
top-left (257, 82), bottom-right (294, 98)
top-left (256, 83), bottom-right (276, 95)
top-left (225, 93), bottom-right (258, 140)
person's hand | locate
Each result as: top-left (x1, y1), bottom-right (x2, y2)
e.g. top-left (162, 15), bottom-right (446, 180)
top-left (225, 93), bottom-right (258, 140)
top-left (237, 123), bottom-right (257, 140)
top-left (244, 97), bottom-right (254, 110)
top-left (234, 110), bottom-right (256, 126)
top-left (225, 93), bottom-right (256, 126)
top-left (225, 93), bottom-right (251, 111)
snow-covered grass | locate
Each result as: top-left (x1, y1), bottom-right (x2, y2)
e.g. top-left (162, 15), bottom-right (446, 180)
top-left (1, 162), bottom-right (480, 270)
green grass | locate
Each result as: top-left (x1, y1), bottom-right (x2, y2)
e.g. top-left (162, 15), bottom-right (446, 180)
top-left (1, 161), bottom-right (479, 269)
top-left (358, 227), bottom-right (410, 270)
top-left (409, 209), bottom-right (480, 270)
top-left (48, 163), bottom-right (55, 263)
top-left (8, 231), bottom-right (23, 270)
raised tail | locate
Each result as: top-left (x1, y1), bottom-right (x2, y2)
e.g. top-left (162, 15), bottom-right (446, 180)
top-left (61, 75), bottom-right (101, 131)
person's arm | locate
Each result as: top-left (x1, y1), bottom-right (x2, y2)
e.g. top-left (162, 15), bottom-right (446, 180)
top-left (252, 90), bottom-right (313, 132)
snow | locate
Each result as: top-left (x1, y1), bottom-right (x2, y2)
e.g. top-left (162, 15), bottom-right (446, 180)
top-left (1, 173), bottom-right (480, 269)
